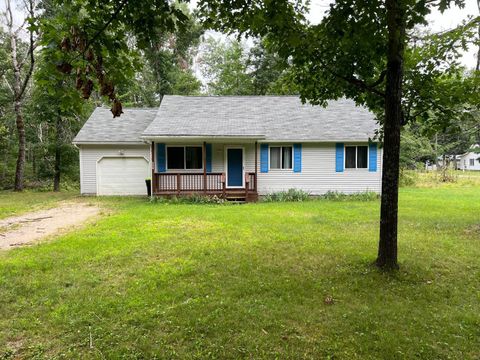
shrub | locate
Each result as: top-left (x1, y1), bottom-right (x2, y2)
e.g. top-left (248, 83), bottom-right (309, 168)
top-left (150, 194), bottom-right (226, 204)
top-left (399, 169), bottom-right (418, 187)
top-left (262, 189), bottom-right (310, 202)
top-left (321, 191), bottom-right (379, 201)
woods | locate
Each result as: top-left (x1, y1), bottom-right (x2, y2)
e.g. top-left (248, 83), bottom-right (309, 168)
top-left (0, 1), bottom-right (300, 191)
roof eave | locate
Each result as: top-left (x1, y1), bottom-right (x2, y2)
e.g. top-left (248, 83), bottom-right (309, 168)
top-left (263, 138), bottom-right (379, 143)
top-left (72, 140), bottom-right (148, 146)
top-left (141, 134), bottom-right (266, 141)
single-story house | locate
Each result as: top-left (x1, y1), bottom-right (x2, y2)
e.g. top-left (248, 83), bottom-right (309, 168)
top-left (73, 96), bottom-right (382, 201)
top-left (425, 144), bottom-right (480, 171)
top-left (457, 144), bottom-right (480, 171)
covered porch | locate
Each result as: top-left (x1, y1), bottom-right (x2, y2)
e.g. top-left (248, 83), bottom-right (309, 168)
top-left (149, 140), bottom-right (260, 202)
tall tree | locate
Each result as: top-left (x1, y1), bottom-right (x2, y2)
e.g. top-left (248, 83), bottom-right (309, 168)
top-left (199, 37), bottom-right (253, 95)
top-left (477, 0), bottom-right (480, 71)
top-left (38, 0), bottom-right (190, 116)
top-left (376, 0), bottom-right (405, 268)
top-left (199, 37), bottom-right (297, 95)
top-left (117, 3), bottom-right (203, 106)
top-left (3, 0), bottom-right (37, 191)
top-left (197, 0), bottom-right (477, 269)
top-left (142, 2), bottom-right (203, 100)
top-left (248, 40), bottom-right (298, 95)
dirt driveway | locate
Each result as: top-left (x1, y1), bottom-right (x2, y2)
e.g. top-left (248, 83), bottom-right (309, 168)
top-left (0, 202), bottom-right (101, 250)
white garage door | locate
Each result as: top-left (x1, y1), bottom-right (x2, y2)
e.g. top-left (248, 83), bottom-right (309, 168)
top-left (97, 157), bottom-right (149, 195)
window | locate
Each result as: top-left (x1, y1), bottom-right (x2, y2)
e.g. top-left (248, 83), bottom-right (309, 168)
top-left (186, 147), bottom-right (202, 169)
top-left (345, 145), bottom-right (368, 169)
top-left (166, 146), bottom-right (202, 170)
top-left (470, 159), bottom-right (475, 167)
top-left (270, 146), bottom-right (293, 169)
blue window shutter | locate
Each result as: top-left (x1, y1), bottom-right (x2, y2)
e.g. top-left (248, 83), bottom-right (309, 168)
top-left (206, 144), bottom-right (212, 172)
top-left (293, 143), bottom-right (302, 172)
top-left (156, 143), bottom-right (166, 172)
top-left (260, 144), bottom-right (269, 173)
top-left (335, 143), bottom-right (344, 172)
top-left (369, 143), bottom-right (378, 172)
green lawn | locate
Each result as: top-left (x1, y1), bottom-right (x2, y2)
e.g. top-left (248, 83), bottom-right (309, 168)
top-left (0, 190), bottom-right (78, 219)
top-left (1, 184), bottom-right (479, 359)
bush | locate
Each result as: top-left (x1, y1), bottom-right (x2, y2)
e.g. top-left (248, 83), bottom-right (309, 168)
top-left (399, 169), bottom-right (418, 187)
top-left (262, 189), bottom-right (310, 202)
top-left (151, 194), bottom-right (226, 204)
top-left (321, 191), bottom-right (379, 201)
top-left (400, 169), bottom-right (465, 188)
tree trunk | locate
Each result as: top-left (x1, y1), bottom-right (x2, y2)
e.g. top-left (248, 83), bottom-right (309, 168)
top-left (53, 116), bottom-right (62, 192)
top-left (10, 28), bottom-right (26, 192)
top-left (13, 102), bottom-right (26, 191)
top-left (376, 0), bottom-right (406, 270)
top-left (476, 0), bottom-right (480, 71)
top-left (6, 0), bottom-right (35, 192)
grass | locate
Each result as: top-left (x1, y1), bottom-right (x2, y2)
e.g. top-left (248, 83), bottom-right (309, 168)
top-left (0, 190), bottom-right (78, 219)
top-left (401, 169), bottom-right (480, 188)
top-left (0, 181), bottom-right (479, 359)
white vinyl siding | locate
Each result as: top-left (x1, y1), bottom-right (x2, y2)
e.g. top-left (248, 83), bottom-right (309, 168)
top-left (78, 144), bottom-right (150, 195)
top-left (257, 143), bottom-right (382, 195)
top-left (458, 151), bottom-right (480, 171)
top-left (194, 142), bottom-right (381, 195)
top-left (79, 142), bottom-right (382, 196)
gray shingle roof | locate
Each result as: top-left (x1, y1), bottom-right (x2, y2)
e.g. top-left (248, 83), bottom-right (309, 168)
top-left (74, 96), bottom-right (379, 144)
top-left (73, 107), bottom-right (156, 144)
top-left (143, 96), bottom-right (378, 141)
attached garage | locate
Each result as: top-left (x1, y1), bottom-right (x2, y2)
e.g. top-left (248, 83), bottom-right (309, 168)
top-left (97, 156), bottom-right (149, 195)
top-left (73, 107), bottom-right (156, 195)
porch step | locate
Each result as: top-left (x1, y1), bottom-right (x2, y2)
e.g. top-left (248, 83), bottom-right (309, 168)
top-left (226, 199), bottom-right (246, 204)
top-left (225, 195), bottom-right (246, 201)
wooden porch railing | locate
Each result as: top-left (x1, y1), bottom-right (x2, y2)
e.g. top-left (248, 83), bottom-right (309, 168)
top-left (153, 172), bottom-right (257, 198)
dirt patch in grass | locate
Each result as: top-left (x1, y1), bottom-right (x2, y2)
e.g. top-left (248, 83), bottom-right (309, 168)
top-left (464, 224), bottom-right (480, 238)
top-left (0, 202), bottom-right (101, 250)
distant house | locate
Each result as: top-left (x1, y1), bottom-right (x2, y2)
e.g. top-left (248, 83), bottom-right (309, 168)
top-left (73, 96), bottom-right (382, 201)
top-left (457, 144), bottom-right (480, 171)
top-left (425, 144), bottom-right (480, 171)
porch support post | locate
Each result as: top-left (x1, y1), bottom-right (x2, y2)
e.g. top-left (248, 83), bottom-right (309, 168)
top-left (203, 141), bottom-right (207, 194)
top-left (151, 141), bottom-right (155, 196)
top-left (254, 141), bottom-right (258, 193)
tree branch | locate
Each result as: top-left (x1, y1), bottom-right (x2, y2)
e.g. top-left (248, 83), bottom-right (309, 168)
top-left (18, 38), bottom-right (39, 71)
top-left (368, 69), bottom-right (387, 88)
top-left (83, 0), bottom-right (129, 52)
top-left (2, 76), bottom-right (14, 95)
top-left (476, 0), bottom-right (479, 71)
top-left (17, 0), bottom-right (36, 101)
top-left (316, 57), bottom-right (386, 98)
top-left (332, 69), bottom-right (386, 98)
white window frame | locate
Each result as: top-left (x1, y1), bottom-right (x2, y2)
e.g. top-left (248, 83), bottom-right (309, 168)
top-left (165, 145), bottom-right (203, 171)
top-left (269, 145), bottom-right (293, 170)
top-left (469, 158), bottom-right (475, 167)
top-left (344, 145), bottom-right (369, 170)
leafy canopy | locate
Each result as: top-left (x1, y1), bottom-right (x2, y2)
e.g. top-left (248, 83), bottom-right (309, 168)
top-left (198, 0), bottom-right (479, 132)
top-left (38, 0), bottom-right (191, 116)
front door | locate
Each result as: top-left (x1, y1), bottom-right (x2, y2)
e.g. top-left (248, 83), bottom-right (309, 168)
top-left (227, 148), bottom-right (243, 188)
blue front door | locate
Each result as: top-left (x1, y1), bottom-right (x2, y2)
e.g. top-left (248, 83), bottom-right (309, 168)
top-left (227, 148), bottom-right (243, 187)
